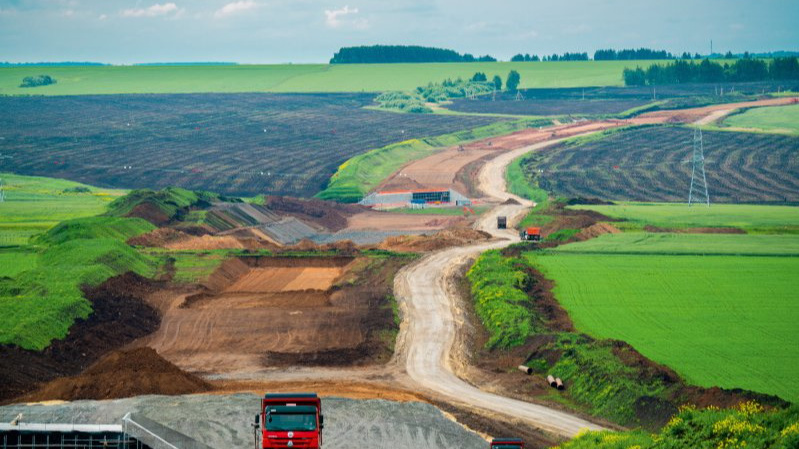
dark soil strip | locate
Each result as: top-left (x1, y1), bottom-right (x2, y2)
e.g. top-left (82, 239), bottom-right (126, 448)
top-left (0, 273), bottom-right (161, 404)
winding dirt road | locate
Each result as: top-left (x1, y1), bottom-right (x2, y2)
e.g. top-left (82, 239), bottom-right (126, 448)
top-left (392, 138), bottom-right (607, 437)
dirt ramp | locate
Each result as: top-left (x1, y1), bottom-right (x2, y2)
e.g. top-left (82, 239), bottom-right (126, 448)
top-left (21, 348), bottom-right (211, 402)
top-left (145, 255), bottom-right (402, 375)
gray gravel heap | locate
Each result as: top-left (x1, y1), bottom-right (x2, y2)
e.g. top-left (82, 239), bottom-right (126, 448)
top-left (0, 394), bottom-right (487, 449)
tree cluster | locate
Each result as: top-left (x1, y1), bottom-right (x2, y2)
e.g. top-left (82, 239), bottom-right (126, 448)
top-left (623, 57), bottom-right (799, 86)
top-left (19, 75), bottom-right (57, 88)
top-left (544, 52), bottom-right (589, 61)
top-left (330, 45), bottom-right (496, 64)
top-left (510, 53), bottom-right (541, 62)
top-left (594, 48), bottom-right (675, 60)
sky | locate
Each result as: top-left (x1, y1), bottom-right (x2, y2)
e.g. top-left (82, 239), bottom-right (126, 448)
top-left (0, 0), bottom-right (797, 64)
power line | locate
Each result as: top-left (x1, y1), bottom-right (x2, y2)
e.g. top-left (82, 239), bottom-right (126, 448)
top-left (688, 127), bottom-right (711, 207)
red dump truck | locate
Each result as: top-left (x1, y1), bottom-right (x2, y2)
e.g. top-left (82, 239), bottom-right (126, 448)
top-left (255, 393), bottom-right (324, 448)
top-left (491, 438), bottom-right (525, 448)
top-left (521, 227), bottom-right (541, 241)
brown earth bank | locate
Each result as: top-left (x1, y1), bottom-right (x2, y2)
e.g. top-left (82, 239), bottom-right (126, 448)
top-left (377, 228), bottom-right (492, 252)
top-left (19, 348), bottom-right (211, 402)
top-left (0, 273), bottom-right (161, 404)
top-left (139, 254), bottom-right (411, 375)
top-left (262, 196), bottom-right (366, 231)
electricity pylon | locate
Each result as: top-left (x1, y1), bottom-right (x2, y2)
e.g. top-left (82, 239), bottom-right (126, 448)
top-left (688, 128), bottom-right (710, 207)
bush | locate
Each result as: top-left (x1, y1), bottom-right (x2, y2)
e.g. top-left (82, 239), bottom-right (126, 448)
top-left (20, 75), bottom-right (57, 88)
top-left (556, 403), bottom-right (799, 449)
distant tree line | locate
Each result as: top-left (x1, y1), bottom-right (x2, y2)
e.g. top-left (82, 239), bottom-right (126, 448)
top-left (511, 52), bottom-right (588, 62)
top-left (1, 61), bottom-right (106, 66)
top-left (376, 70), bottom-right (522, 113)
top-left (623, 57), bottom-right (799, 86)
top-left (330, 45), bottom-right (496, 64)
top-left (19, 75), bottom-right (57, 88)
top-left (595, 48), bottom-right (675, 60)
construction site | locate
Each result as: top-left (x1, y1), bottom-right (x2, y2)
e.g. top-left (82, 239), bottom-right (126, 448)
top-left (1, 74), bottom-right (798, 449)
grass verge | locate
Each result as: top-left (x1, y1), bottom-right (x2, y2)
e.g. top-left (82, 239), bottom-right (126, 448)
top-left (557, 402), bottom-right (799, 449)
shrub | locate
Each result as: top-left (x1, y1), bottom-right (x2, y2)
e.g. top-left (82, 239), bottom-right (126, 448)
top-left (20, 75), bottom-right (57, 88)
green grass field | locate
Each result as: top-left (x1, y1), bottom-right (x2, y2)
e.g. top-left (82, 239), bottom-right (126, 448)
top-left (0, 173), bottom-right (128, 246)
top-left (0, 248), bottom-right (38, 277)
top-left (570, 203), bottom-right (799, 233)
top-left (723, 103), bottom-right (799, 134)
top-left (527, 233), bottom-right (799, 402)
top-left (554, 232), bottom-right (799, 256)
top-left (0, 61), bottom-right (661, 95)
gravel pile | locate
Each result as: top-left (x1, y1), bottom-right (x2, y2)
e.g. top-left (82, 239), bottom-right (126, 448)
top-left (0, 395), bottom-right (487, 449)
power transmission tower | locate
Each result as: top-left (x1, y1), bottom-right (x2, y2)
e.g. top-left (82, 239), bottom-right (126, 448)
top-left (688, 128), bottom-right (710, 207)
top-left (514, 90), bottom-right (524, 101)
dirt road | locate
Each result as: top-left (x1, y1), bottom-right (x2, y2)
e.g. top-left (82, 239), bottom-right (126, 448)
top-left (392, 137), bottom-right (606, 438)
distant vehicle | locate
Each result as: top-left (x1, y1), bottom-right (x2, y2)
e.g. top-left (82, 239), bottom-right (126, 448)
top-left (255, 393), bottom-right (324, 448)
top-left (521, 227), bottom-right (541, 241)
top-left (491, 438), bottom-right (525, 448)
top-left (497, 216), bottom-right (507, 229)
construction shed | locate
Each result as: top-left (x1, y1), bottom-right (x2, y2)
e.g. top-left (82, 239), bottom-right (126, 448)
top-left (359, 188), bottom-right (470, 208)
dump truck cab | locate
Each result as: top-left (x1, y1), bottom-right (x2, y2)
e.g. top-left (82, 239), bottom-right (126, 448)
top-left (497, 216), bottom-right (507, 229)
top-left (257, 393), bottom-right (323, 448)
top-left (521, 227), bottom-right (541, 241)
top-left (490, 438), bottom-right (525, 448)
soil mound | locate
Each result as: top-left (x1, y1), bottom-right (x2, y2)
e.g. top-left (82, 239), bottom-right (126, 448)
top-left (575, 222), bottom-right (621, 241)
top-left (378, 228), bottom-right (491, 252)
top-left (0, 273), bottom-right (160, 403)
top-left (23, 348), bottom-right (211, 402)
top-left (502, 198), bottom-right (521, 205)
top-left (264, 196), bottom-right (364, 231)
top-left (128, 227), bottom-right (192, 247)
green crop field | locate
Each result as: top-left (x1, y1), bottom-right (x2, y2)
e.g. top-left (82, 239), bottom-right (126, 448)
top-left (527, 233), bottom-right (799, 402)
top-left (553, 232), bottom-right (799, 256)
top-left (723, 104), bottom-right (799, 134)
top-left (0, 61), bottom-right (661, 96)
top-left (569, 203), bottom-right (799, 233)
top-left (0, 173), bottom-right (127, 246)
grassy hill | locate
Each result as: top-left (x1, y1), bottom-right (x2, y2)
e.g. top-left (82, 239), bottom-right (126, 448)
top-left (0, 173), bottom-right (127, 247)
top-left (0, 61), bottom-right (661, 95)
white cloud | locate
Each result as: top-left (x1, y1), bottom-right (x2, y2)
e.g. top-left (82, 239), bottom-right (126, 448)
top-left (729, 23), bottom-right (745, 31)
top-left (324, 5), bottom-right (367, 29)
top-left (214, 1), bottom-right (258, 18)
top-left (98, 13), bottom-right (107, 20)
top-left (121, 3), bottom-right (180, 18)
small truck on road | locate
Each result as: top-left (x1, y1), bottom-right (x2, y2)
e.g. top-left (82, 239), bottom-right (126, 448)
top-left (521, 227), bottom-right (541, 241)
top-left (491, 438), bottom-right (525, 448)
top-left (255, 393), bottom-right (324, 448)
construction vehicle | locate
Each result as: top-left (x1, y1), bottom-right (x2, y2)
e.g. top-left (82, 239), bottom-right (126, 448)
top-left (497, 216), bottom-right (507, 229)
top-left (521, 227), bottom-right (541, 241)
top-left (255, 393), bottom-right (324, 448)
top-left (490, 438), bottom-right (525, 448)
